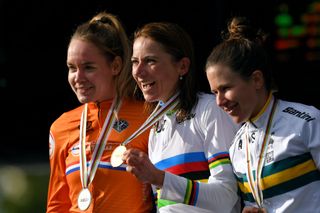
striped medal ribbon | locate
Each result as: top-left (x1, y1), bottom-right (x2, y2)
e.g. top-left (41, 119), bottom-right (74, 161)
top-left (78, 99), bottom-right (121, 210)
top-left (245, 97), bottom-right (277, 210)
top-left (110, 92), bottom-right (180, 167)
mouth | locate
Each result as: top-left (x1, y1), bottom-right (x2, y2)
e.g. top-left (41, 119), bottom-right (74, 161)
top-left (141, 81), bottom-right (155, 90)
top-left (77, 86), bottom-right (92, 94)
top-left (223, 103), bottom-right (238, 115)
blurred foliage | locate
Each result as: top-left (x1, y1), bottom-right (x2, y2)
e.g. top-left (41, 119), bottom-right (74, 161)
top-left (0, 164), bottom-right (49, 213)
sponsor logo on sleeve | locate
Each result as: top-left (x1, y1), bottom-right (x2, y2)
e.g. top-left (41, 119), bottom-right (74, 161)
top-left (49, 133), bottom-right (55, 158)
top-left (282, 107), bottom-right (315, 122)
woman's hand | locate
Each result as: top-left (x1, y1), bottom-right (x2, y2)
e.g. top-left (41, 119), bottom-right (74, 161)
top-left (242, 206), bottom-right (267, 213)
top-left (122, 148), bottom-right (165, 187)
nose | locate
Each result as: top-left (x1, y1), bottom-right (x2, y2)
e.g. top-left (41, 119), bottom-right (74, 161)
top-left (132, 61), bottom-right (145, 77)
top-left (215, 92), bottom-right (227, 108)
top-left (74, 69), bottom-right (86, 82)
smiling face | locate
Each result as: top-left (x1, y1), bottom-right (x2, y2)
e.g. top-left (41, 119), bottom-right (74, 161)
top-left (206, 64), bottom-right (261, 124)
top-left (131, 37), bottom-right (186, 103)
top-left (67, 39), bottom-right (120, 103)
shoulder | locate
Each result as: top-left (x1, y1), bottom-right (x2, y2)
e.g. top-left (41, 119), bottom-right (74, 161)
top-left (193, 92), bottom-right (235, 126)
top-left (51, 105), bottom-right (83, 131)
top-left (49, 105), bottom-right (83, 154)
top-left (120, 99), bottom-right (148, 117)
top-left (194, 92), bottom-right (217, 111)
top-left (194, 92), bottom-right (228, 116)
top-left (122, 98), bottom-right (145, 108)
top-left (197, 92), bottom-right (216, 103)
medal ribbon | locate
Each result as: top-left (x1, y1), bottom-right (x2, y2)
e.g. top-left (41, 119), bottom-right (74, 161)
top-left (79, 103), bottom-right (88, 188)
top-left (245, 96), bottom-right (277, 208)
top-left (79, 99), bottom-right (121, 188)
top-left (121, 92), bottom-right (180, 146)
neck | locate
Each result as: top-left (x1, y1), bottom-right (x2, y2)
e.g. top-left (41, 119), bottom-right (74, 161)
top-left (251, 90), bottom-right (271, 120)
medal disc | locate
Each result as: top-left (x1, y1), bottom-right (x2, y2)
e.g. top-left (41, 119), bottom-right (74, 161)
top-left (78, 188), bottom-right (92, 211)
top-left (110, 145), bottom-right (126, 167)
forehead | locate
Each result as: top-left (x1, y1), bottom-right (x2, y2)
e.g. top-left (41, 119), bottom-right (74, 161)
top-left (207, 64), bottom-right (236, 79)
top-left (133, 37), bottom-right (164, 55)
top-left (68, 39), bottom-right (100, 56)
top-left (207, 64), bottom-right (243, 87)
top-left (67, 39), bottom-right (104, 63)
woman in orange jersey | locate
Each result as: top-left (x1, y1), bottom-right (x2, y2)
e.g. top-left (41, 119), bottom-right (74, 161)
top-left (46, 12), bottom-right (154, 213)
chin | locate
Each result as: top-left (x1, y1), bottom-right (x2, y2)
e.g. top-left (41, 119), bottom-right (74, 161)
top-left (231, 116), bottom-right (244, 124)
top-left (78, 96), bottom-right (91, 104)
top-left (143, 94), bottom-right (159, 103)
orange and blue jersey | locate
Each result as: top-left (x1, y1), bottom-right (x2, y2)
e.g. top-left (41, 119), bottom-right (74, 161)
top-left (47, 99), bottom-right (153, 213)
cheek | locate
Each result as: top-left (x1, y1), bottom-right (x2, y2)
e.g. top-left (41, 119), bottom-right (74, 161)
top-left (162, 74), bottom-right (178, 88)
top-left (131, 73), bottom-right (140, 85)
top-left (206, 73), bottom-right (218, 90)
top-left (131, 66), bottom-right (137, 75)
top-left (164, 72), bottom-right (180, 87)
top-left (131, 70), bottom-right (138, 81)
top-left (208, 81), bottom-right (216, 91)
top-left (206, 72), bottom-right (212, 83)
top-left (68, 73), bottom-right (75, 87)
top-left (237, 88), bottom-right (255, 111)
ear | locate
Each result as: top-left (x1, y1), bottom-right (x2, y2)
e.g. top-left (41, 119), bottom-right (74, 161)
top-left (251, 70), bottom-right (265, 90)
top-left (177, 57), bottom-right (190, 76)
top-left (111, 56), bottom-right (122, 76)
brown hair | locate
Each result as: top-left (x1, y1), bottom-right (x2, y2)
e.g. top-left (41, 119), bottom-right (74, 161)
top-left (206, 17), bottom-right (276, 92)
top-left (70, 11), bottom-right (141, 107)
top-left (133, 22), bottom-right (199, 122)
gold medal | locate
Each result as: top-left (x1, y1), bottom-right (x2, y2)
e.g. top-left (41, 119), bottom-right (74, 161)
top-left (78, 188), bottom-right (92, 211)
top-left (109, 93), bottom-right (180, 168)
top-left (110, 145), bottom-right (126, 167)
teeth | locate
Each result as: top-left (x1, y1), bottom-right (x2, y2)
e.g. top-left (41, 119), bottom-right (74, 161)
top-left (225, 109), bottom-right (231, 113)
top-left (142, 84), bottom-right (149, 89)
top-left (141, 82), bottom-right (153, 89)
top-left (224, 104), bottom-right (236, 114)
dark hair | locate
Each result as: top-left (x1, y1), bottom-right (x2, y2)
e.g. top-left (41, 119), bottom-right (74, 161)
top-left (206, 17), bottom-right (276, 92)
top-left (133, 22), bottom-right (199, 121)
top-left (70, 11), bottom-right (141, 107)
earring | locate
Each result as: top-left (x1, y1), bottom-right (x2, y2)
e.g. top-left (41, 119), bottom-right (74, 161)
top-left (179, 75), bottom-right (183, 80)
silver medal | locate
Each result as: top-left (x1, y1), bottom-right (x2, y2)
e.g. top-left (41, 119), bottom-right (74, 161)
top-left (78, 188), bottom-right (92, 211)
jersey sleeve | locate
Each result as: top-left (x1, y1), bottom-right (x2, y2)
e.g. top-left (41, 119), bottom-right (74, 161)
top-left (304, 106), bottom-right (320, 169)
top-left (46, 127), bottom-right (72, 212)
top-left (158, 97), bottom-right (240, 212)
